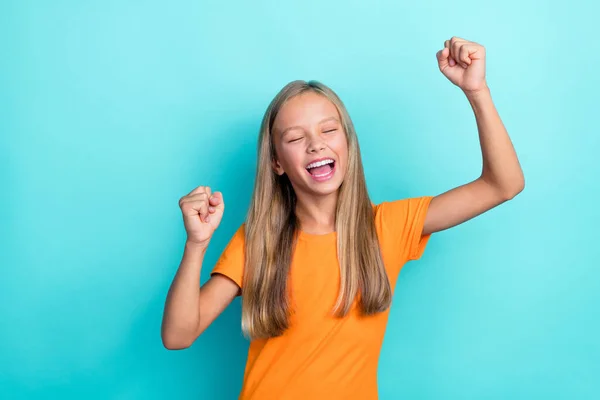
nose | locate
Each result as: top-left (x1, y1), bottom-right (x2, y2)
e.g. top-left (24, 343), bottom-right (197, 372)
top-left (307, 134), bottom-right (326, 153)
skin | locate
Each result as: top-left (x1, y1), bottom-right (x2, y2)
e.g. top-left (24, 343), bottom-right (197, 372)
top-left (161, 36), bottom-right (525, 349)
top-left (270, 92), bottom-right (349, 235)
top-left (423, 37), bottom-right (525, 234)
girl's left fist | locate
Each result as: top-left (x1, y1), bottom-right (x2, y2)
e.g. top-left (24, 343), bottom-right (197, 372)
top-left (436, 37), bottom-right (487, 93)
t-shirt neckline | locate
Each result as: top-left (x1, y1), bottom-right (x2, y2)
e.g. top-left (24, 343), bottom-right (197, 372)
top-left (297, 230), bottom-right (337, 241)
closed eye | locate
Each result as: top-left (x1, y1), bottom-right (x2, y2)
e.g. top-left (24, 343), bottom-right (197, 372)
top-left (323, 129), bottom-right (337, 133)
top-left (288, 137), bottom-right (303, 143)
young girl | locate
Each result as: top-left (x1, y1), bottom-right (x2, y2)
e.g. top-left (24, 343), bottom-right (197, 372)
top-left (161, 37), bottom-right (524, 399)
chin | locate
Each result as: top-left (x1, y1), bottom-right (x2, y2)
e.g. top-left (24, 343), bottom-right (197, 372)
top-left (306, 178), bottom-right (344, 197)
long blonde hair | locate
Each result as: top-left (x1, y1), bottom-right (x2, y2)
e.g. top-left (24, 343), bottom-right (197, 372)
top-left (242, 80), bottom-right (391, 339)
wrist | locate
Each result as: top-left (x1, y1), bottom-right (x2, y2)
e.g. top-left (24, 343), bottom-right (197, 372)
top-left (185, 239), bottom-right (210, 254)
top-left (463, 80), bottom-right (490, 96)
top-left (463, 83), bottom-right (490, 101)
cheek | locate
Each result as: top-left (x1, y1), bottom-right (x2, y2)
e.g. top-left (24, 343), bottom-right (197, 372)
top-left (330, 135), bottom-right (349, 160)
top-left (278, 146), bottom-right (303, 170)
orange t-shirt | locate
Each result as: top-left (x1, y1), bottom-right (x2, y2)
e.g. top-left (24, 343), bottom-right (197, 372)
top-left (211, 197), bottom-right (433, 399)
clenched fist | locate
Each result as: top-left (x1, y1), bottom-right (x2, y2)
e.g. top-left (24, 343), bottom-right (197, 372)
top-left (178, 186), bottom-right (225, 246)
top-left (436, 36), bottom-right (487, 94)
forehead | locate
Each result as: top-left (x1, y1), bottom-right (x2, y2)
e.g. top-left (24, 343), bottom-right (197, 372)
top-left (273, 92), bottom-right (340, 132)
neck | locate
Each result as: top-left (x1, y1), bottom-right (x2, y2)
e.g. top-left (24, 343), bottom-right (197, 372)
top-left (294, 191), bottom-right (338, 235)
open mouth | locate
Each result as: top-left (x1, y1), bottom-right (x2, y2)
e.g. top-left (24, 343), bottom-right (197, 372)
top-left (305, 159), bottom-right (336, 178)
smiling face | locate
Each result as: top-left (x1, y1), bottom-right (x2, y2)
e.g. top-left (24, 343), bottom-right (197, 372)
top-left (271, 91), bottom-right (349, 199)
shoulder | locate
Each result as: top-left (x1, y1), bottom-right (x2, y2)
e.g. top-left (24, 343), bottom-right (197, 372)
top-left (219, 223), bottom-right (246, 252)
top-left (373, 196), bottom-right (433, 226)
top-left (210, 223), bottom-right (246, 289)
top-left (373, 196), bottom-right (434, 262)
top-left (232, 223), bottom-right (246, 242)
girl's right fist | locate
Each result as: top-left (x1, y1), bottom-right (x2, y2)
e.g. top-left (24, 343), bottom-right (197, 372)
top-left (178, 186), bottom-right (225, 246)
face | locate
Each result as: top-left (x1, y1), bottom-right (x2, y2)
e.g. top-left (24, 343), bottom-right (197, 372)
top-left (271, 91), bottom-right (349, 198)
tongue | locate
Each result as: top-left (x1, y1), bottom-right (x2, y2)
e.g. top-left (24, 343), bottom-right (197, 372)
top-left (309, 164), bottom-right (332, 175)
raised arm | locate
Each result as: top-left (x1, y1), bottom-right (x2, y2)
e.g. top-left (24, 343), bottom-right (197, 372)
top-left (161, 186), bottom-right (239, 349)
top-left (423, 37), bottom-right (525, 235)
top-left (161, 242), bottom-right (240, 350)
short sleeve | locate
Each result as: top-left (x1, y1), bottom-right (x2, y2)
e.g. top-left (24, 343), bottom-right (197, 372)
top-left (210, 224), bottom-right (245, 290)
top-left (376, 196), bottom-right (434, 262)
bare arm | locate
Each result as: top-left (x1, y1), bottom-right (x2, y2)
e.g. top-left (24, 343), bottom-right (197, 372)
top-left (161, 186), bottom-right (238, 349)
top-left (423, 86), bottom-right (524, 234)
top-left (424, 38), bottom-right (525, 235)
top-left (161, 242), bottom-right (240, 350)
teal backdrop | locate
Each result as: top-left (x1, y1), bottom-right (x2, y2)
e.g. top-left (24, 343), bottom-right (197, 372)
top-left (1, 1), bottom-right (598, 399)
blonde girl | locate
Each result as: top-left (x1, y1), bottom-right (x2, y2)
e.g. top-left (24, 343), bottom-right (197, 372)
top-left (161, 37), bottom-right (525, 399)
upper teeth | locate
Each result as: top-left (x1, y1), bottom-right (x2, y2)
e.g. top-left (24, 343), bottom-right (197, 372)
top-left (306, 159), bottom-right (334, 169)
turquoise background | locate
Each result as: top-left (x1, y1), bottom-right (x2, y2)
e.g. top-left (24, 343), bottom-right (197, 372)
top-left (2, 0), bottom-right (598, 399)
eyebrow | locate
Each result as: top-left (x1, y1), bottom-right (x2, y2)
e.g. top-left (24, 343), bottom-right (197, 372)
top-left (279, 116), bottom-right (340, 138)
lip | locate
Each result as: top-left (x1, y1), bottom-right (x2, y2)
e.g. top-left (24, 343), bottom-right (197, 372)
top-left (305, 157), bottom-right (336, 169)
top-left (305, 162), bottom-right (336, 182)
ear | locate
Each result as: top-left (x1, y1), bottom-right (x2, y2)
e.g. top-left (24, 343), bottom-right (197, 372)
top-left (272, 158), bottom-right (285, 176)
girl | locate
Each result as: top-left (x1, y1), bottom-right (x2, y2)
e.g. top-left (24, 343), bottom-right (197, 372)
top-left (161, 37), bottom-right (524, 399)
